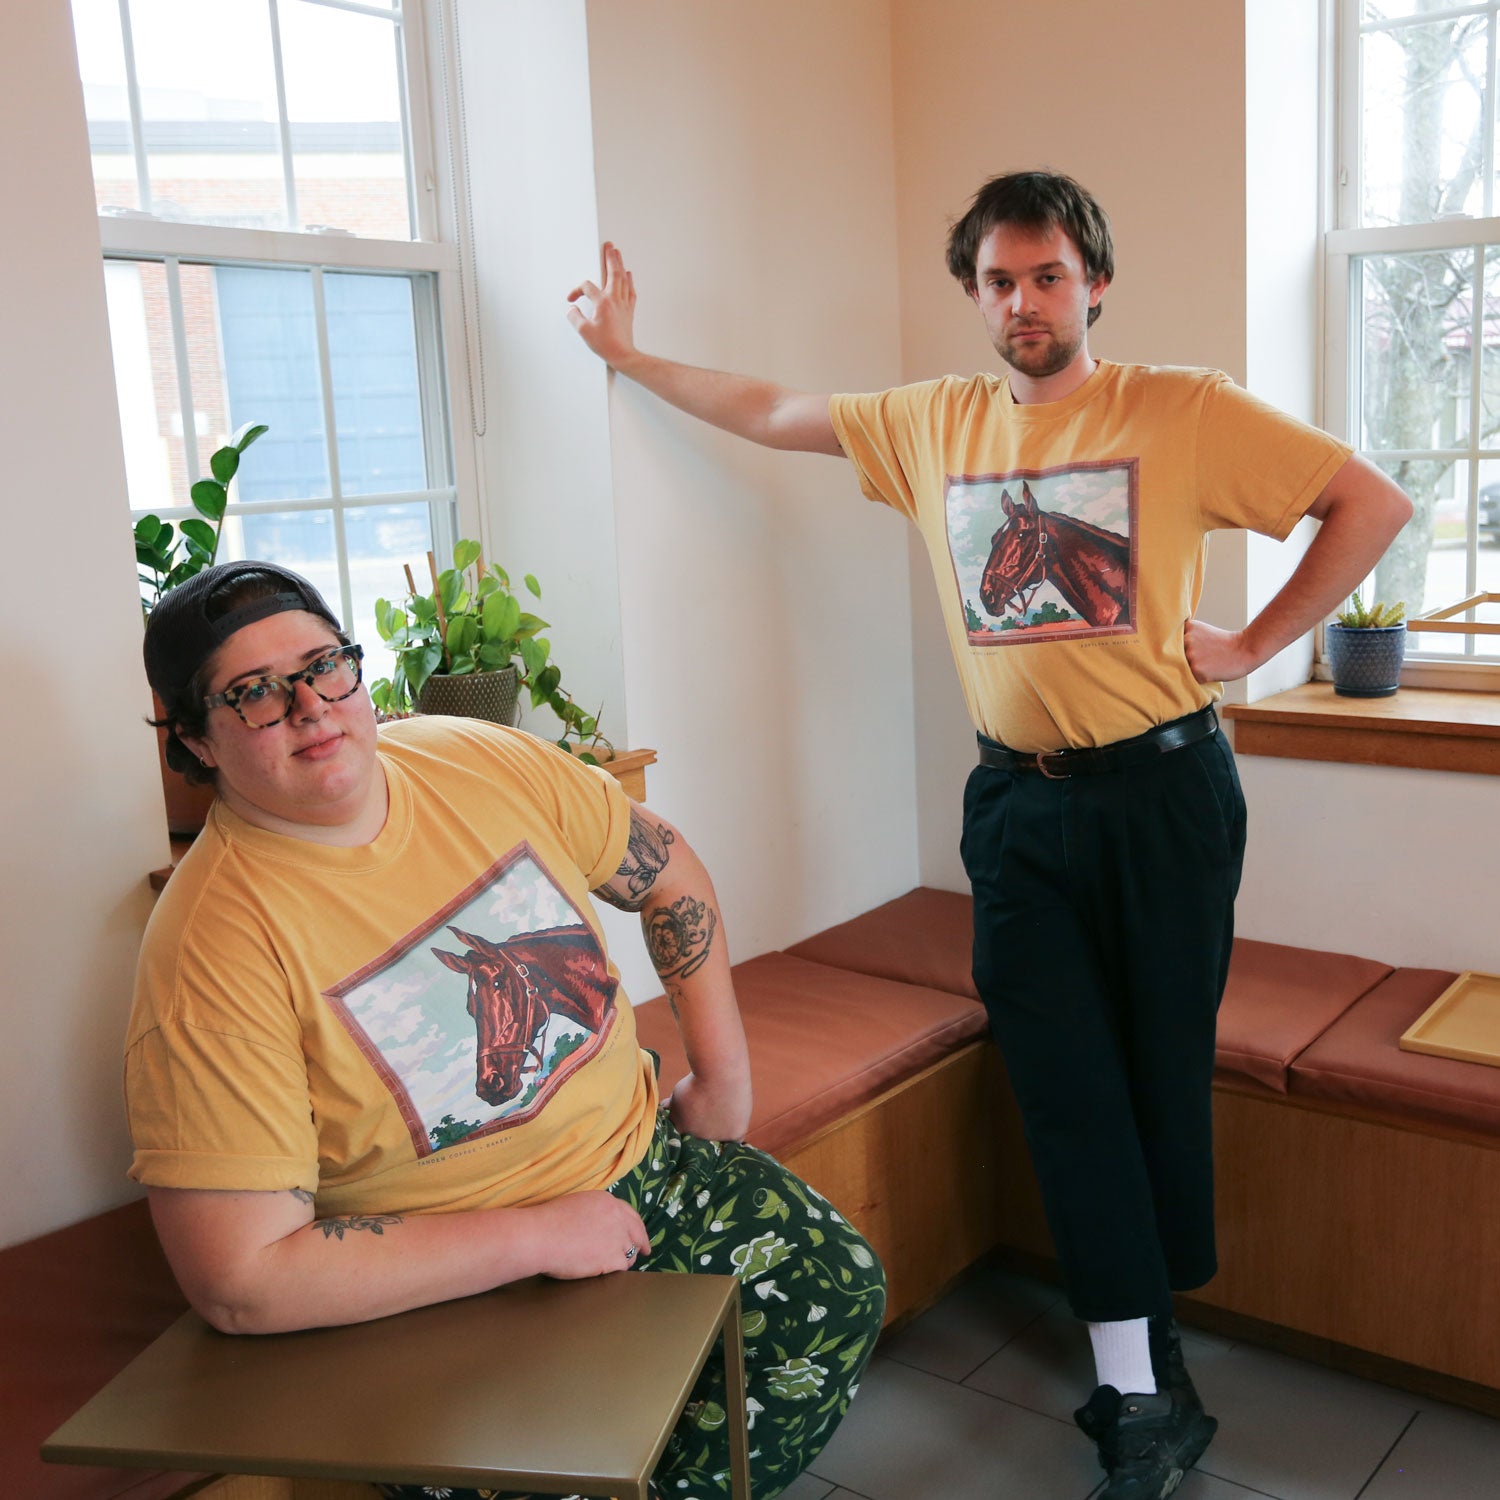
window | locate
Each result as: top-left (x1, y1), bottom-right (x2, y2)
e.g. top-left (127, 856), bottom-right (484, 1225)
top-left (1330, 0), bottom-right (1500, 673)
top-left (72, 0), bottom-right (466, 675)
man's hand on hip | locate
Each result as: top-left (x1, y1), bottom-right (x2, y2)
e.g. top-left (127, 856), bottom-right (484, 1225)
top-left (1183, 618), bottom-right (1259, 685)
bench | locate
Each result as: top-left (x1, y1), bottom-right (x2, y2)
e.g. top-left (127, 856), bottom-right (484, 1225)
top-left (10, 888), bottom-right (1496, 1497)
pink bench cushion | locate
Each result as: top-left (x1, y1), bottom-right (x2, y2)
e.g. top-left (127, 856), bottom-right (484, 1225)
top-left (1, 1199), bottom-right (200, 1499)
top-left (633, 950), bottom-right (987, 1157)
top-left (1215, 938), bottom-right (1393, 1093)
top-left (1289, 968), bottom-right (1500, 1137)
top-left (785, 888), bottom-right (978, 1000)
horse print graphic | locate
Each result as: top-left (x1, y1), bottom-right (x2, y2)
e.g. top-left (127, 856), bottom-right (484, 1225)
top-left (432, 923), bottom-right (616, 1106)
top-left (323, 844), bottom-right (619, 1157)
top-left (946, 461), bottom-right (1137, 644)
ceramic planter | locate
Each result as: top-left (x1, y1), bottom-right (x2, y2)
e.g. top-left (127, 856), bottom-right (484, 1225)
top-left (1326, 622), bottom-right (1407, 697)
top-left (417, 665), bottom-right (521, 725)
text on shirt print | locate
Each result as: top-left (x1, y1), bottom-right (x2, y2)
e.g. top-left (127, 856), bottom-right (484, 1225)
top-left (322, 842), bottom-right (619, 1158)
top-left (944, 458), bottom-right (1139, 645)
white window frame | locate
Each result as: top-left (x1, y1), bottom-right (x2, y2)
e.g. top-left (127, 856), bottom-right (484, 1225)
top-left (1324, 0), bottom-right (1500, 689)
top-left (94, 0), bottom-right (479, 629)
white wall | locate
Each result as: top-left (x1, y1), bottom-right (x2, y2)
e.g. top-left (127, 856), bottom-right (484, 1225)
top-left (889, 0), bottom-right (1251, 891)
top-left (0, 4), bottom-right (171, 1247)
top-left (577, 0), bottom-right (920, 980)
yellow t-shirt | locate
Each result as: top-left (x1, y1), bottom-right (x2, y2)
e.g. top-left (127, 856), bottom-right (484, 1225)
top-left (125, 715), bottom-right (657, 1218)
top-left (830, 362), bottom-right (1352, 751)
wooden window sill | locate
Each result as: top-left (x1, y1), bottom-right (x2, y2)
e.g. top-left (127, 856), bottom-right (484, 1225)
top-left (149, 746), bottom-right (659, 891)
top-left (1223, 683), bottom-right (1500, 775)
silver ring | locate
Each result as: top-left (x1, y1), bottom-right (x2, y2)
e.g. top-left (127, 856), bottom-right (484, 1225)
top-left (624, 1246), bottom-right (637, 1262)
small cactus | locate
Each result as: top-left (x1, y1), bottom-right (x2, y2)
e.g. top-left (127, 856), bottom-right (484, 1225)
top-left (1336, 590), bottom-right (1405, 629)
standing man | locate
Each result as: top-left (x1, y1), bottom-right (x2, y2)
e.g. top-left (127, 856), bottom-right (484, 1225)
top-left (567, 170), bottom-right (1411, 1499)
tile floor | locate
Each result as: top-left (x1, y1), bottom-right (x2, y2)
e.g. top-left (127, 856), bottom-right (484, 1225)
top-left (781, 1264), bottom-right (1500, 1500)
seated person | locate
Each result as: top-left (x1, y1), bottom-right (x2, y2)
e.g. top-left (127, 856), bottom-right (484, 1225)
top-left (130, 561), bottom-right (885, 1500)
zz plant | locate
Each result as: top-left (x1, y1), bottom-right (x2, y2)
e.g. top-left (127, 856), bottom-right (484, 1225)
top-left (134, 423), bottom-right (269, 614)
top-left (371, 539), bottom-right (613, 763)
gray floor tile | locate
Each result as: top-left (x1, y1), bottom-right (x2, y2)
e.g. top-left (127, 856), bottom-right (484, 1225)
top-left (805, 1353), bottom-right (1102, 1499)
top-left (776, 1469), bottom-right (839, 1500)
top-left (1360, 1401), bottom-right (1500, 1499)
top-left (880, 1263), bottom-right (1064, 1382)
top-left (1190, 1342), bottom-right (1419, 1500)
top-left (964, 1304), bottom-right (1231, 1424)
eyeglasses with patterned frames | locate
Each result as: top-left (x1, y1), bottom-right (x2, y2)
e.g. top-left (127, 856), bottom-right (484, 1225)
top-left (204, 645), bottom-right (365, 729)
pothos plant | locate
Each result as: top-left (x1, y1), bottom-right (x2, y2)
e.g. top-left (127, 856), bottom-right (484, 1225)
top-left (371, 539), bottom-right (613, 763)
top-left (134, 423), bottom-right (269, 615)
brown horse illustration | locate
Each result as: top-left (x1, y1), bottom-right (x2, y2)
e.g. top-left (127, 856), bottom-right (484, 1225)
top-left (978, 482), bottom-right (1130, 628)
top-left (432, 923), bottom-right (616, 1106)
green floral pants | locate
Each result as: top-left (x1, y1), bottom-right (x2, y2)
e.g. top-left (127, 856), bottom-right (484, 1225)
top-left (378, 1108), bottom-right (885, 1500)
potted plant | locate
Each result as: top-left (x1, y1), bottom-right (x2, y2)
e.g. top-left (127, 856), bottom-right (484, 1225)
top-left (135, 423), bottom-right (269, 834)
top-left (1326, 591), bottom-right (1407, 697)
top-left (372, 540), bottom-right (613, 763)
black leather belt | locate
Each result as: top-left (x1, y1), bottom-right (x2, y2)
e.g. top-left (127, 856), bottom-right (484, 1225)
top-left (977, 705), bottom-right (1218, 780)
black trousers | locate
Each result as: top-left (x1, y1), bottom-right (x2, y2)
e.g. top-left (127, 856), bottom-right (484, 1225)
top-left (961, 723), bottom-right (1247, 1323)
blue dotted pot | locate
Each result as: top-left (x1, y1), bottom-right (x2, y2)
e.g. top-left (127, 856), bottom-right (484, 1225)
top-left (1326, 623), bottom-right (1406, 697)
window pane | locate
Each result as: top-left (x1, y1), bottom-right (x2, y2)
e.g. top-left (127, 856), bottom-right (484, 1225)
top-left (347, 502), bottom-right (435, 678)
top-left (127, 0), bottom-right (288, 228)
top-left (1374, 458), bottom-right (1469, 640)
top-left (105, 260), bottom-right (185, 511)
top-left (1359, 248), bottom-right (1475, 452)
top-left (1361, 14), bottom-right (1487, 227)
top-left (325, 273), bottom-right (427, 495)
top-left (278, 0), bottom-right (411, 239)
top-left (215, 266), bottom-right (330, 499)
top-left (220, 508), bottom-right (339, 600)
top-left (72, 0), bottom-right (140, 211)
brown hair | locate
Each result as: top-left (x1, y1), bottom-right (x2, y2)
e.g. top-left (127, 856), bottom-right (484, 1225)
top-left (945, 170), bottom-right (1114, 326)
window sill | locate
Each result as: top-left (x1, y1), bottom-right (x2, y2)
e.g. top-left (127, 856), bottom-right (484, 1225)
top-left (1223, 684), bottom-right (1500, 776)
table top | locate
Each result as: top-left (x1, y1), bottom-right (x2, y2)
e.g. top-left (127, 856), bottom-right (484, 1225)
top-left (44, 1271), bottom-right (739, 1496)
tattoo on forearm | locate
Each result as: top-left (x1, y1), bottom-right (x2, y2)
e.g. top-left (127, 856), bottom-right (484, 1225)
top-left (596, 808), bottom-right (675, 911)
top-left (664, 980), bottom-right (685, 1023)
top-left (312, 1214), bottom-right (403, 1240)
top-left (288, 1187), bottom-right (315, 1205)
top-left (645, 896), bottom-right (717, 980)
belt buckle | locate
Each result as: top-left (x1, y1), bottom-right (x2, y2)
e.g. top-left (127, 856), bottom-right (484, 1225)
top-left (1035, 749), bottom-right (1070, 780)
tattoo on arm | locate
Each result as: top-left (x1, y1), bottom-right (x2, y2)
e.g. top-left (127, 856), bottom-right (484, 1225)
top-left (287, 1187), bottom-right (315, 1205)
top-left (645, 896), bottom-right (717, 981)
top-left (664, 980), bottom-right (685, 1023)
top-left (312, 1214), bottom-right (403, 1240)
top-left (595, 808), bottom-right (675, 912)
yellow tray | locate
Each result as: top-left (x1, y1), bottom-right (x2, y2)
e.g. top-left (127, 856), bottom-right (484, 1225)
top-left (1399, 971), bottom-right (1500, 1067)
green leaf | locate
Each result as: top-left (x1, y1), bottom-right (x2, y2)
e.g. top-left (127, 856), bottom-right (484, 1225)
top-left (515, 612), bottom-right (550, 637)
top-left (134, 515), bottom-right (164, 545)
top-left (518, 638), bottom-right (547, 678)
top-left (453, 538), bottom-right (482, 572)
top-left (481, 590), bottom-right (521, 643)
top-left (524, 573), bottom-right (541, 598)
top-left (190, 479), bottom-right (227, 520)
top-left (534, 665), bottom-right (561, 698)
top-left (180, 518), bottom-right (217, 552)
top-left (234, 422), bottom-right (269, 451)
top-left (477, 642), bottom-right (512, 668)
top-left (209, 446), bottom-right (240, 484)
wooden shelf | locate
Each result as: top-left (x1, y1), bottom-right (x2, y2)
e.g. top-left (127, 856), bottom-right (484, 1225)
top-left (150, 746), bottom-right (659, 891)
top-left (1224, 683), bottom-right (1500, 775)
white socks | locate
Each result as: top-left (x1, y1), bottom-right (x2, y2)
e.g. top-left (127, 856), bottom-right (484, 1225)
top-left (1088, 1317), bottom-right (1157, 1396)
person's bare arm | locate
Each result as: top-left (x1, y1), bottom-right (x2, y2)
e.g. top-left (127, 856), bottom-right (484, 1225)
top-left (567, 242), bottom-right (844, 457)
top-left (1184, 454), bottom-right (1414, 683)
top-left (148, 1182), bottom-right (651, 1335)
top-left (593, 802), bottom-right (752, 1141)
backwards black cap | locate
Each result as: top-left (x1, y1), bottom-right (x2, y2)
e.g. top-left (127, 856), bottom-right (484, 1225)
top-left (144, 560), bottom-right (343, 707)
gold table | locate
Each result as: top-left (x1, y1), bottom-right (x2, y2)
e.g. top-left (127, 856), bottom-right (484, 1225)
top-left (44, 1271), bottom-right (749, 1500)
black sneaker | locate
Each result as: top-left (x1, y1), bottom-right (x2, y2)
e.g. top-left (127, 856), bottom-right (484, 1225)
top-left (1082, 1386), bottom-right (1218, 1500)
top-left (1149, 1317), bottom-right (1198, 1404)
